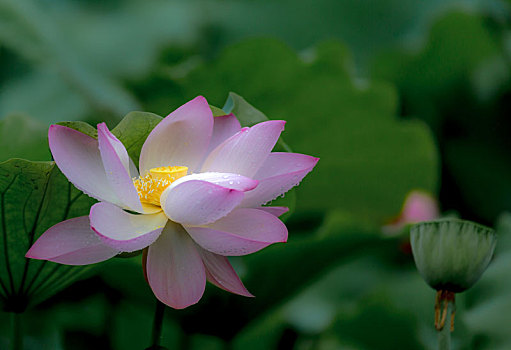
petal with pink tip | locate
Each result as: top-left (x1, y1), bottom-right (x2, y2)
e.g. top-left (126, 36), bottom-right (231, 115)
top-left (48, 125), bottom-right (119, 205)
top-left (147, 221), bottom-right (206, 309)
top-left (173, 172), bottom-right (258, 192)
top-left (139, 96), bottom-right (213, 174)
top-left (184, 208), bottom-right (288, 256)
top-left (201, 120), bottom-right (286, 177)
top-left (382, 191), bottom-right (439, 234)
top-left (258, 206), bottom-right (290, 217)
top-left (25, 216), bottom-right (119, 265)
top-left (161, 178), bottom-right (249, 226)
top-left (242, 152), bottom-right (319, 207)
top-left (89, 202), bottom-right (167, 252)
top-left (196, 246), bottom-right (253, 297)
top-left (206, 114), bottom-right (241, 156)
top-left (400, 191), bottom-right (439, 223)
top-left (97, 123), bottom-right (143, 212)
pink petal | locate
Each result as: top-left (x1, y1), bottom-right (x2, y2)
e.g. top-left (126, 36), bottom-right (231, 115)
top-left (147, 221), bottom-right (206, 309)
top-left (161, 178), bottom-right (249, 226)
top-left (89, 202), bottom-right (167, 252)
top-left (201, 120), bottom-right (286, 177)
top-left (184, 208), bottom-right (288, 256)
top-left (48, 125), bottom-right (120, 205)
top-left (175, 172), bottom-right (258, 192)
top-left (258, 206), bottom-right (290, 217)
top-left (196, 246), bottom-right (253, 297)
top-left (382, 191), bottom-right (439, 234)
top-left (97, 123), bottom-right (143, 212)
top-left (242, 152), bottom-right (319, 207)
top-left (25, 216), bottom-right (119, 265)
top-left (206, 114), bottom-right (241, 156)
top-left (400, 191), bottom-right (439, 223)
top-left (139, 96), bottom-right (213, 174)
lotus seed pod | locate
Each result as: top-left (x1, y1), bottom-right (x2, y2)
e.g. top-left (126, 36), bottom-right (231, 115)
top-left (410, 219), bottom-right (496, 293)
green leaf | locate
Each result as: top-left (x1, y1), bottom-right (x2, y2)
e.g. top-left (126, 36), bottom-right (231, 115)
top-left (223, 92), bottom-right (292, 152)
top-left (111, 111), bottom-right (163, 169)
top-left (223, 92), bottom-right (269, 126)
top-left (222, 92), bottom-right (296, 217)
top-left (210, 105), bottom-right (227, 117)
top-left (0, 159), bottom-right (96, 312)
top-left (57, 111), bottom-right (163, 169)
top-left (57, 121), bottom-right (98, 139)
top-left (0, 115), bottom-right (50, 161)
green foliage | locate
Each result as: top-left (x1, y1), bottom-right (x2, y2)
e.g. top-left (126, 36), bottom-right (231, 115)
top-left (371, 11), bottom-right (511, 223)
top-left (141, 38), bottom-right (439, 221)
top-left (58, 111), bottom-right (163, 169)
top-left (111, 112), bottom-right (163, 168)
top-left (0, 111), bottom-right (165, 312)
top-left (1, 1), bottom-right (509, 348)
top-left (0, 115), bottom-right (50, 161)
top-left (223, 92), bottom-right (292, 152)
top-left (221, 93), bottom-right (296, 219)
top-left (330, 295), bottom-right (424, 350)
top-left (0, 159), bottom-right (95, 312)
top-left (100, 211), bottom-right (388, 342)
top-left (57, 121), bottom-right (98, 139)
top-left (372, 11), bottom-right (502, 129)
top-left (463, 213), bottom-right (511, 349)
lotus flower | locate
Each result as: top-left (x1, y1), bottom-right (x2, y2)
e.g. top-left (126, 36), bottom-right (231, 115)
top-left (382, 190), bottom-right (439, 234)
top-left (26, 96), bottom-right (318, 308)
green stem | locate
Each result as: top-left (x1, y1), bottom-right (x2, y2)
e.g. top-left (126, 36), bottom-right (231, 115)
top-left (147, 300), bottom-right (166, 350)
top-left (437, 301), bottom-right (453, 350)
top-left (11, 313), bottom-right (22, 350)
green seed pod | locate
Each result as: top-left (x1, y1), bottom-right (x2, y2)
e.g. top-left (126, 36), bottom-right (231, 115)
top-left (410, 219), bottom-right (497, 293)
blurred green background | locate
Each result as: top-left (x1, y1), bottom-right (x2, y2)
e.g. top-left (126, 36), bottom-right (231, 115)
top-left (1, 0), bottom-right (511, 349)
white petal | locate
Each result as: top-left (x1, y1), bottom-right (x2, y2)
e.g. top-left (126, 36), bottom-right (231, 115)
top-left (97, 123), bottom-right (143, 212)
top-left (48, 125), bottom-right (119, 204)
top-left (26, 216), bottom-right (119, 265)
top-left (161, 178), bottom-right (246, 226)
top-left (185, 208), bottom-right (288, 256)
top-left (139, 96), bottom-right (213, 174)
top-left (147, 221), bottom-right (206, 309)
top-left (90, 202), bottom-right (167, 252)
top-left (242, 152), bottom-right (318, 207)
top-left (201, 120), bottom-right (286, 177)
top-left (196, 246), bottom-right (253, 297)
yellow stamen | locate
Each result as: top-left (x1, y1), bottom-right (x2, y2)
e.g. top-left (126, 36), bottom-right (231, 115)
top-left (133, 166), bottom-right (188, 206)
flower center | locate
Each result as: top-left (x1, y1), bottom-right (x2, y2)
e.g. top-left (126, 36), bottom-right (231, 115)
top-left (133, 166), bottom-right (188, 206)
